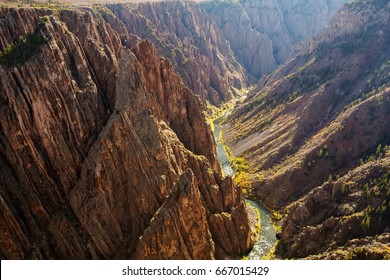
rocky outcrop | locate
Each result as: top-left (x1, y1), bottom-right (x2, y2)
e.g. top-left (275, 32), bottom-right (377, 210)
top-left (105, 1), bottom-right (246, 105)
top-left (133, 170), bottom-right (215, 260)
top-left (0, 7), bottom-right (252, 259)
top-left (130, 41), bottom-right (219, 170)
top-left (222, 0), bottom-right (390, 258)
top-left (280, 157), bottom-right (390, 259)
top-left (200, 0), bottom-right (347, 78)
top-left (307, 234), bottom-right (390, 260)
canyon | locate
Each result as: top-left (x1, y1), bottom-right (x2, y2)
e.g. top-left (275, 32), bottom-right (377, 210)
top-left (1, 0), bottom-right (389, 260)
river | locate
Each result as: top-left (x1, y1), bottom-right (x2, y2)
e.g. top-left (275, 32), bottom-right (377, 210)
top-left (213, 116), bottom-right (277, 260)
top-left (213, 116), bottom-right (235, 177)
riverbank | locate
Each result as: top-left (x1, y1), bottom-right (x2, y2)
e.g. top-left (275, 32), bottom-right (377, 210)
top-left (211, 108), bottom-right (277, 260)
top-left (245, 202), bottom-right (261, 247)
top-left (245, 200), bottom-right (277, 260)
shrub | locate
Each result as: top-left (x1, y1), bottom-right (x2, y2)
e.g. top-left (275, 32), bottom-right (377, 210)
top-left (0, 18), bottom-right (49, 68)
top-left (361, 212), bottom-right (371, 231)
top-left (341, 183), bottom-right (349, 194)
top-left (234, 171), bottom-right (252, 189)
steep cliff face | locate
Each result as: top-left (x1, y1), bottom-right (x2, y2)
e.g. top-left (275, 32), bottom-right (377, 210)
top-left (223, 0), bottom-right (390, 258)
top-left (200, 0), bottom-right (347, 78)
top-left (103, 1), bottom-right (245, 106)
top-left (200, 0), bottom-right (276, 80)
top-left (277, 0), bottom-right (348, 43)
top-left (0, 7), bottom-right (252, 259)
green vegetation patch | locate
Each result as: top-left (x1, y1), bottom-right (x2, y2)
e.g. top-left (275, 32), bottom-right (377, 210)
top-left (224, 142), bottom-right (252, 189)
top-left (305, 145), bottom-right (331, 175)
top-left (360, 167), bottom-right (390, 232)
top-left (0, 18), bottom-right (49, 68)
top-left (361, 144), bottom-right (389, 166)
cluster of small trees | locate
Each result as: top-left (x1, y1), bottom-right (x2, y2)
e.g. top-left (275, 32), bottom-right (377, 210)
top-left (0, 17), bottom-right (49, 68)
top-left (360, 144), bottom-right (389, 165)
top-left (305, 145), bottom-right (330, 175)
top-left (361, 170), bottom-right (390, 232)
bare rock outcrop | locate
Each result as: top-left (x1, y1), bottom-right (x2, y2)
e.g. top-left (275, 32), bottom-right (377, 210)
top-left (279, 157), bottom-right (390, 259)
top-left (133, 170), bottom-right (215, 260)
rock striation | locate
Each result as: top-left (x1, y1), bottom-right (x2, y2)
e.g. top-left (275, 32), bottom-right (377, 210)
top-left (0, 7), bottom-right (252, 259)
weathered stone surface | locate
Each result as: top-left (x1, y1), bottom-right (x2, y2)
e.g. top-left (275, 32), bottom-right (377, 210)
top-left (280, 159), bottom-right (390, 259)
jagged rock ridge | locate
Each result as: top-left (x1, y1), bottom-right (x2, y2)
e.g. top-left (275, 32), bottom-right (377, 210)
top-left (0, 7), bottom-right (252, 259)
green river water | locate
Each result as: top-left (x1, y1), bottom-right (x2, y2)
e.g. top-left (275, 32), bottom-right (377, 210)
top-left (213, 117), bottom-right (277, 260)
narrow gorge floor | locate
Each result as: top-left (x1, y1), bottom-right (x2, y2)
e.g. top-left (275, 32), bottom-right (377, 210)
top-left (213, 114), bottom-right (276, 259)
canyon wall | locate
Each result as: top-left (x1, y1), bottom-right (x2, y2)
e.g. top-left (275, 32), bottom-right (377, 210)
top-left (3, 0), bottom-right (385, 261)
top-left (104, 1), bottom-right (246, 105)
top-left (0, 7), bottom-right (252, 259)
top-left (200, 0), bottom-right (347, 78)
